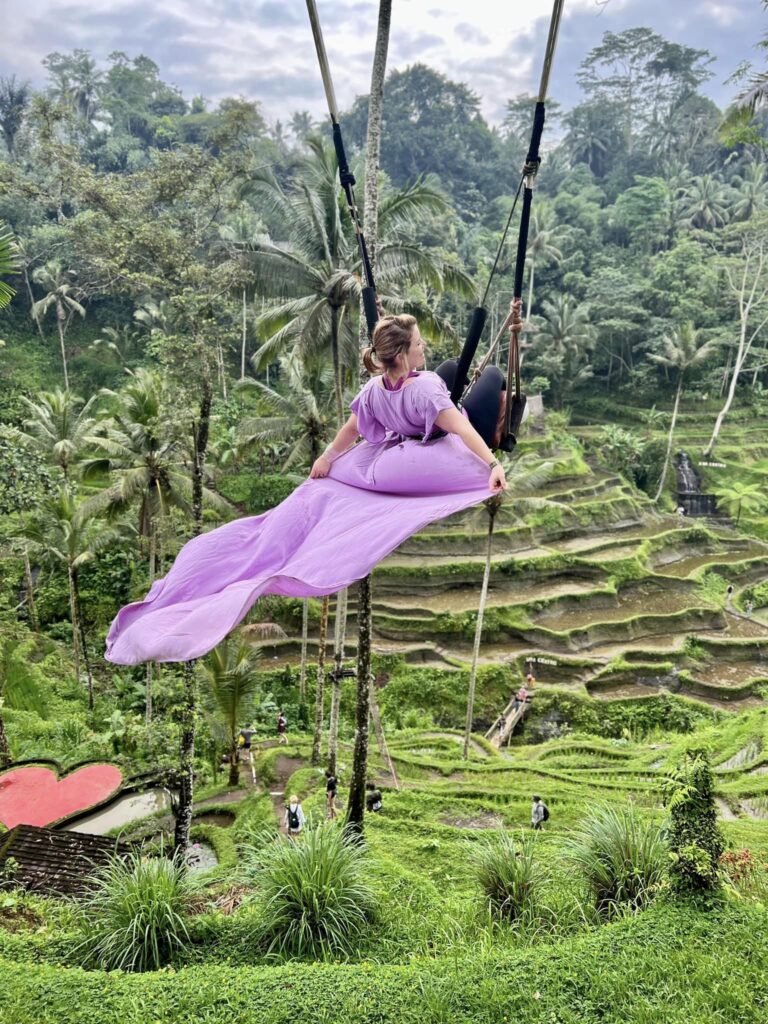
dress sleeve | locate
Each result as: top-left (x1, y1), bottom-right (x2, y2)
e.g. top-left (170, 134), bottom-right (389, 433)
top-left (413, 373), bottom-right (455, 441)
top-left (350, 381), bottom-right (387, 443)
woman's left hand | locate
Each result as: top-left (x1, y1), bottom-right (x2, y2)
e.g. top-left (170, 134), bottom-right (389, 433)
top-left (489, 463), bottom-right (507, 493)
top-left (310, 456), bottom-right (332, 479)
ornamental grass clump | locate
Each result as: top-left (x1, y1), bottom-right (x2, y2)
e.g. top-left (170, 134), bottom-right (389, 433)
top-left (563, 804), bottom-right (666, 918)
top-left (76, 850), bottom-right (196, 972)
top-left (472, 830), bottom-right (549, 924)
top-left (255, 824), bottom-right (376, 959)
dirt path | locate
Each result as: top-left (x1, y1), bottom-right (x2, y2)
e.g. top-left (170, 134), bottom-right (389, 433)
top-left (422, 731), bottom-right (488, 757)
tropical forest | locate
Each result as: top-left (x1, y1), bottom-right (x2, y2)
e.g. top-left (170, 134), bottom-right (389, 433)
top-left (1, 2), bottom-right (768, 1020)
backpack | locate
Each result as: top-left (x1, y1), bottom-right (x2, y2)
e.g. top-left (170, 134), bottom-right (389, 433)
top-left (371, 797), bottom-right (382, 812)
top-left (542, 803), bottom-right (550, 822)
top-left (287, 805), bottom-right (300, 830)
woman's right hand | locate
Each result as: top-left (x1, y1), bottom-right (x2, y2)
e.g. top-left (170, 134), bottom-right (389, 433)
top-left (489, 462), bottom-right (508, 493)
top-left (309, 456), bottom-right (332, 479)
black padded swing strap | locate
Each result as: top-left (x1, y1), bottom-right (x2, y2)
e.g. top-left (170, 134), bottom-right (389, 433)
top-left (453, 0), bottom-right (566, 450)
top-left (306, 0), bottom-right (379, 339)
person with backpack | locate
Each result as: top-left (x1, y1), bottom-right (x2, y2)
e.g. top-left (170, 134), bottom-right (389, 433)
top-left (531, 794), bottom-right (549, 830)
top-left (325, 770), bottom-right (338, 820)
top-left (366, 781), bottom-right (383, 813)
top-left (277, 711), bottom-right (288, 745)
top-left (284, 794), bottom-right (305, 837)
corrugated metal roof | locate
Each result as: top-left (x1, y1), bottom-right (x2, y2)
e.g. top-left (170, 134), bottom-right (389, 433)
top-left (0, 824), bottom-right (125, 896)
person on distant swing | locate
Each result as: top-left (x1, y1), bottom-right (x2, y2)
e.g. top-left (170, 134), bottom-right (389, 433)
top-left (106, 314), bottom-right (508, 666)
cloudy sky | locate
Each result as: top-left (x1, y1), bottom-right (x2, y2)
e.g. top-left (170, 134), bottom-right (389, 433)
top-left (0, 0), bottom-right (762, 125)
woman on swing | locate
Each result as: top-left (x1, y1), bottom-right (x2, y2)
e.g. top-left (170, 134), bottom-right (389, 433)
top-left (105, 313), bottom-right (507, 666)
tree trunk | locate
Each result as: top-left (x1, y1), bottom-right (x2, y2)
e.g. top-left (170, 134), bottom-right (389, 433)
top-left (228, 739), bottom-right (240, 787)
top-left (328, 588), bottom-right (348, 775)
top-left (56, 300), bottom-right (69, 389)
top-left (175, 377), bottom-right (213, 854)
top-left (330, 304), bottom-right (344, 427)
top-left (347, 576), bottom-right (372, 833)
top-left (22, 544), bottom-right (39, 632)
top-left (24, 267), bottom-right (46, 342)
top-left (0, 711), bottom-right (10, 768)
top-left (463, 502), bottom-right (498, 760)
top-left (311, 594), bottom-right (330, 766)
top-left (174, 659), bottom-right (196, 854)
top-left (347, 0), bottom-right (392, 836)
top-left (299, 598), bottom-right (309, 701)
top-left (67, 563), bottom-right (81, 685)
top-left (653, 377), bottom-right (682, 504)
top-left (146, 521), bottom-right (157, 726)
top-left (73, 572), bottom-right (94, 711)
top-left (241, 288), bottom-right (247, 380)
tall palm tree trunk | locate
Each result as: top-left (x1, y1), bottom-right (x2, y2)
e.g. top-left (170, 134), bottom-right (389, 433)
top-left (653, 377), bottom-right (682, 504)
top-left (73, 574), bottom-right (94, 711)
top-left (328, 588), bottom-right (347, 775)
top-left (348, 0), bottom-right (392, 835)
top-left (175, 377), bottom-right (213, 855)
top-left (330, 304), bottom-right (344, 426)
top-left (0, 710), bottom-right (10, 768)
top-left (312, 595), bottom-right (330, 766)
top-left (22, 543), bottom-right (39, 632)
top-left (241, 288), bottom-right (247, 380)
top-left (299, 598), bottom-right (309, 702)
top-left (463, 501), bottom-right (499, 760)
top-left (67, 562), bottom-right (81, 685)
top-left (56, 300), bottom-right (69, 389)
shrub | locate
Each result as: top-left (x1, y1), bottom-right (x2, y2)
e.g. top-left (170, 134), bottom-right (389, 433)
top-left (76, 850), bottom-right (196, 972)
top-left (254, 824), bottom-right (376, 958)
top-left (563, 804), bottom-right (667, 917)
top-left (664, 746), bottom-right (725, 896)
top-left (472, 830), bottom-right (549, 924)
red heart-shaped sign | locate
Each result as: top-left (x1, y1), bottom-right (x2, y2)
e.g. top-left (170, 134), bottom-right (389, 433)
top-left (0, 764), bottom-right (124, 829)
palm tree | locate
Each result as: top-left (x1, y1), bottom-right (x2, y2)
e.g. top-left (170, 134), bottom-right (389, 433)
top-left (648, 323), bottom-right (719, 504)
top-left (712, 481), bottom-right (767, 524)
top-left (682, 175), bottom-right (731, 230)
top-left (16, 388), bottom-right (100, 483)
top-left (31, 260), bottom-right (86, 388)
top-left (0, 220), bottom-right (20, 309)
top-left (462, 455), bottom-right (555, 759)
top-left (236, 352), bottom-right (336, 469)
top-left (85, 369), bottom-right (228, 576)
top-left (0, 628), bottom-right (47, 767)
top-left (529, 296), bottom-right (595, 406)
top-left (243, 139), bottom-right (473, 426)
top-left (347, 0), bottom-right (392, 835)
top-left (22, 487), bottom-right (122, 708)
top-left (201, 635), bottom-right (263, 786)
top-left (89, 324), bottom-right (144, 368)
top-left (732, 164), bottom-right (768, 221)
top-left (525, 205), bottom-right (562, 319)
top-left (0, 76), bottom-right (31, 159)
top-left (219, 211), bottom-right (263, 379)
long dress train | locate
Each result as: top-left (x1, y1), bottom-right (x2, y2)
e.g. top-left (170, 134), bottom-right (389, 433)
top-left (105, 372), bottom-right (494, 665)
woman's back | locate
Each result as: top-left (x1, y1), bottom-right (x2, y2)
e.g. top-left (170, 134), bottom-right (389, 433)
top-left (351, 371), bottom-right (454, 443)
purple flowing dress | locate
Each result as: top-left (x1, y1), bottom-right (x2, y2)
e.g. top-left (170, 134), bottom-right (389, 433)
top-left (105, 371), bottom-right (493, 665)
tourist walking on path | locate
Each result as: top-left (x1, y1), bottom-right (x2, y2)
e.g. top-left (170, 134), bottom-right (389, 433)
top-left (284, 795), bottom-right (306, 838)
top-left (325, 770), bottom-right (338, 820)
top-left (726, 584), bottom-right (734, 611)
top-left (277, 711), bottom-right (288, 745)
top-left (366, 781), bottom-right (383, 813)
top-left (238, 724), bottom-right (255, 764)
top-left (514, 684), bottom-right (529, 711)
top-left (531, 794), bottom-right (548, 830)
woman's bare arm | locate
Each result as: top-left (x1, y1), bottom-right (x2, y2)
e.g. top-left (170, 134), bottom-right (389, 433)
top-left (309, 414), bottom-right (359, 478)
top-left (435, 406), bottom-right (508, 493)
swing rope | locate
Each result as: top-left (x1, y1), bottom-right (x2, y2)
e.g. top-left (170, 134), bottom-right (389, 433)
top-left (306, 0), bottom-right (379, 339)
top-left (453, 0), bottom-right (566, 451)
